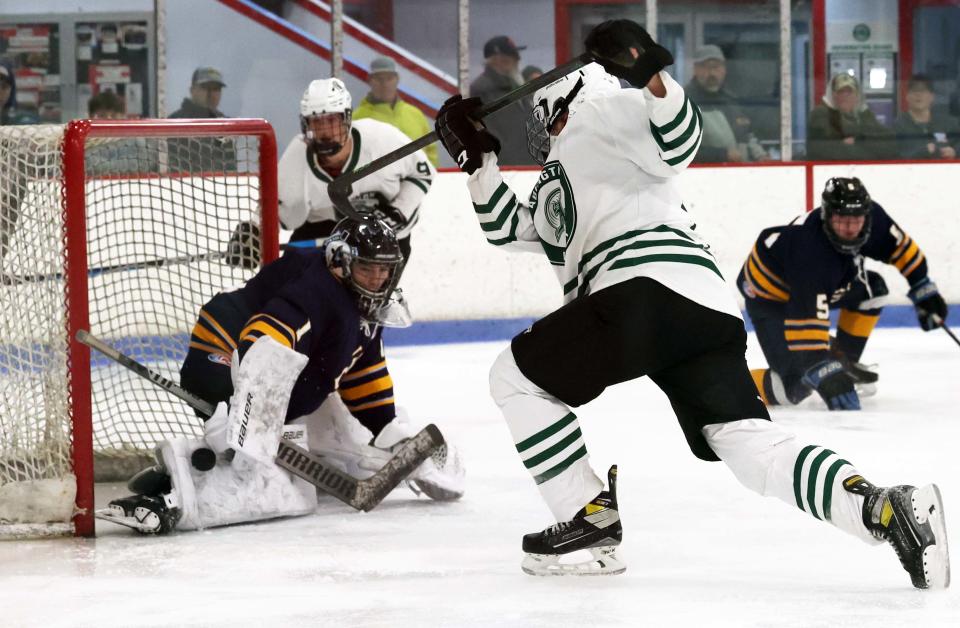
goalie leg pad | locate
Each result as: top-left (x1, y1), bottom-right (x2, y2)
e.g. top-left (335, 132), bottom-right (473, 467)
top-left (226, 336), bottom-right (308, 465)
top-left (158, 433), bottom-right (316, 531)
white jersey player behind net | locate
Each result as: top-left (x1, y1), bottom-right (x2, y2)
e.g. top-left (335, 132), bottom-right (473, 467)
top-left (277, 78), bottom-right (435, 254)
top-left (434, 18), bottom-right (948, 586)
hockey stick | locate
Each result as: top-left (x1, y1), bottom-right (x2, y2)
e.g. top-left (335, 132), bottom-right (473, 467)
top-left (327, 52), bottom-right (596, 220)
top-left (3, 239), bottom-right (326, 286)
top-left (76, 329), bottom-right (443, 511)
top-left (940, 322), bottom-right (960, 349)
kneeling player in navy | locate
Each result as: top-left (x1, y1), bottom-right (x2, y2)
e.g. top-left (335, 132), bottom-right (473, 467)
top-left (101, 218), bottom-right (464, 534)
top-left (435, 19), bottom-right (948, 587)
top-left (739, 177), bottom-right (948, 410)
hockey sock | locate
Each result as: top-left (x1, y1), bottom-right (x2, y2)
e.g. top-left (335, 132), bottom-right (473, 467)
top-left (489, 347), bottom-right (603, 521)
top-left (836, 308), bottom-right (880, 363)
top-left (703, 419), bottom-right (879, 544)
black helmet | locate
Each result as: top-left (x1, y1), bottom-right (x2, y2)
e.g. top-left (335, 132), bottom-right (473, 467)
top-left (325, 217), bottom-right (405, 322)
top-left (820, 177), bottom-right (872, 254)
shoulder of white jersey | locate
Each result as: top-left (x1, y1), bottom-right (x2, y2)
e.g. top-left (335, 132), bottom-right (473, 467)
top-left (279, 134), bottom-right (307, 160)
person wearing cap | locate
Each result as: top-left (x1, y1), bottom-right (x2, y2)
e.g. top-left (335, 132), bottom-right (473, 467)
top-left (353, 56), bottom-right (438, 166)
top-left (893, 74), bottom-right (959, 160)
top-left (468, 36), bottom-right (535, 166)
top-left (0, 59), bottom-right (38, 126)
top-left (168, 67), bottom-right (236, 171)
top-left (685, 45), bottom-right (768, 163)
top-left (169, 66), bottom-right (228, 119)
top-left (807, 73), bottom-right (895, 161)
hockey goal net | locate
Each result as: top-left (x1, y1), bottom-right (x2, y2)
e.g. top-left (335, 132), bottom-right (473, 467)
top-left (0, 119), bottom-right (278, 537)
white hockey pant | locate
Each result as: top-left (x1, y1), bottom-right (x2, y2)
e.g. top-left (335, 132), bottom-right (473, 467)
top-left (489, 348), bottom-right (603, 521)
top-left (703, 419), bottom-right (878, 544)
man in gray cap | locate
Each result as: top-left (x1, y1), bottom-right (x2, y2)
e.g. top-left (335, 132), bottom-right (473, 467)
top-left (469, 36), bottom-right (535, 166)
top-left (169, 66), bottom-right (228, 119)
top-left (685, 45), bottom-right (767, 163)
top-left (354, 55), bottom-right (438, 165)
top-left (168, 66), bottom-right (235, 171)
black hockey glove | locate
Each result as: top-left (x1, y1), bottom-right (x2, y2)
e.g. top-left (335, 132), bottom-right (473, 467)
top-left (435, 95), bottom-right (501, 175)
top-left (353, 191), bottom-right (409, 233)
top-left (225, 221), bottom-right (261, 269)
top-left (802, 360), bottom-right (860, 411)
top-left (585, 19), bottom-right (674, 88)
top-left (908, 277), bottom-right (947, 331)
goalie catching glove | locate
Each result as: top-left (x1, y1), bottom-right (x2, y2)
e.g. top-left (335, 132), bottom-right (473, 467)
top-left (584, 19), bottom-right (674, 88)
top-left (435, 95), bottom-right (501, 175)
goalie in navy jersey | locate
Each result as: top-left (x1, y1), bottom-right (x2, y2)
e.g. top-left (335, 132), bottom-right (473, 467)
top-left (739, 177), bottom-right (948, 411)
top-left (102, 217), bottom-right (463, 535)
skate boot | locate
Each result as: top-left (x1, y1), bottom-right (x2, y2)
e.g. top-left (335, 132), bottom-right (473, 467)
top-left (96, 493), bottom-right (182, 535)
top-left (521, 465), bottom-right (624, 576)
top-left (860, 482), bottom-right (950, 588)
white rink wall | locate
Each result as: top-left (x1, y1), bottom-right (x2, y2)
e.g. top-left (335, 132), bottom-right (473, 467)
top-left (400, 163), bottom-right (960, 321)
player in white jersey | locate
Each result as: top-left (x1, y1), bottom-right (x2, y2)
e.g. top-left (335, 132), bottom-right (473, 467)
top-left (435, 19), bottom-right (949, 586)
top-left (278, 78), bottom-right (436, 260)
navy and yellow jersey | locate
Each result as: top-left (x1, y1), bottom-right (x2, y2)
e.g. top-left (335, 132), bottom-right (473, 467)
top-left (187, 248), bottom-right (393, 427)
top-left (737, 202), bottom-right (929, 357)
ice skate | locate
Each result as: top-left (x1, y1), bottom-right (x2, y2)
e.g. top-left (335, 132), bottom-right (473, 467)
top-left (521, 465), bottom-right (624, 576)
top-left (95, 493), bottom-right (182, 535)
top-left (863, 483), bottom-right (950, 589)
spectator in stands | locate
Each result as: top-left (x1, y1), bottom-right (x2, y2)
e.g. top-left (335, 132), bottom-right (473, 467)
top-left (522, 65), bottom-right (543, 83)
top-left (0, 59), bottom-right (38, 125)
top-left (354, 55), bottom-right (438, 166)
top-left (88, 90), bottom-right (124, 119)
top-left (470, 36), bottom-right (535, 166)
top-left (807, 73), bottom-right (896, 161)
top-left (685, 45), bottom-right (768, 163)
top-left (168, 67), bottom-right (235, 171)
top-left (170, 66), bottom-right (228, 119)
top-left (894, 75), bottom-right (959, 160)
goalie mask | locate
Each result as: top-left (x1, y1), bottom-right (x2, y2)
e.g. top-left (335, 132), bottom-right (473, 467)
top-left (300, 78), bottom-right (352, 156)
top-left (325, 217), bottom-right (408, 325)
top-left (820, 177), bottom-right (872, 254)
top-left (526, 62), bottom-right (620, 165)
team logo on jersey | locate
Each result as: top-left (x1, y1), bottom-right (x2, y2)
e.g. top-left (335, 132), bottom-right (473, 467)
top-left (207, 352), bottom-right (230, 366)
top-left (529, 161), bottom-right (577, 264)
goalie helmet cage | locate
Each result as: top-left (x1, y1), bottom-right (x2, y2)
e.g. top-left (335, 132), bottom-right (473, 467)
top-left (0, 119), bottom-right (279, 537)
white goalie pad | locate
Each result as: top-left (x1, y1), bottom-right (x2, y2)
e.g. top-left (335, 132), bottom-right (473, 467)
top-left (159, 423), bottom-right (316, 531)
top-left (302, 396), bottom-right (466, 501)
top-left (226, 336), bottom-right (308, 465)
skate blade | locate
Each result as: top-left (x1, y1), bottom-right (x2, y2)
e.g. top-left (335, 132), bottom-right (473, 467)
top-left (914, 484), bottom-right (950, 589)
top-left (94, 507), bottom-right (159, 534)
top-left (521, 546), bottom-right (626, 576)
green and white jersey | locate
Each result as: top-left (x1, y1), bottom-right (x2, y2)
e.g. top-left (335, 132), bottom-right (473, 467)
top-left (278, 118), bottom-right (435, 237)
top-left (467, 70), bottom-right (741, 320)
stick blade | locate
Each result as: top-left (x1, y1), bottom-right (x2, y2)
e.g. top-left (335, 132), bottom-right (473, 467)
top-left (353, 424), bottom-right (445, 512)
top-left (275, 441), bottom-right (360, 509)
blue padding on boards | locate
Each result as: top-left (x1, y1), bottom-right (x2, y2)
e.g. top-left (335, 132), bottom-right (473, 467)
top-left (383, 304), bottom-right (957, 346)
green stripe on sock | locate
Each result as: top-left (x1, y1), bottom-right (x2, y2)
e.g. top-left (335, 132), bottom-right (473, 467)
top-left (821, 458), bottom-right (851, 521)
top-left (793, 445), bottom-right (817, 511)
top-left (515, 412), bottom-right (577, 453)
top-left (523, 427), bottom-right (582, 469)
top-left (533, 445), bottom-right (588, 485)
top-left (805, 449), bottom-right (834, 521)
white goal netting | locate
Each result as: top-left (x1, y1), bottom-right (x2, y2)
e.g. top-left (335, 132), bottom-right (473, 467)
top-left (0, 120), bottom-right (276, 536)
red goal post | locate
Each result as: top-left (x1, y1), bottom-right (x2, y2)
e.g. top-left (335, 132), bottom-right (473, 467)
top-left (0, 118), bottom-right (278, 537)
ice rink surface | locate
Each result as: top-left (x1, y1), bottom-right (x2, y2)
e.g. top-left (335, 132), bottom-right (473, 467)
top-left (2, 327), bottom-right (959, 628)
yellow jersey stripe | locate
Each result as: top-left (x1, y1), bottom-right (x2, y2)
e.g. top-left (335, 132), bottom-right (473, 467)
top-left (191, 322), bottom-right (233, 354)
top-left (902, 251), bottom-right (925, 278)
top-left (890, 236), bottom-right (912, 262)
top-left (751, 246), bottom-right (789, 290)
top-left (747, 257), bottom-right (790, 301)
top-left (259, 313), bottom-right (296, 343)
top-left (788, 343), bottom-right (831, 351)
top-left (341, 360), bottom-right (387, 383)
top-left (785, 318), bottom-right (831, 327)
top-left (339, 374), bottom-right (394, 401)
top-left (240, 320), bottom-right (294, 348)
top-left (199, 309), bottom-right (237, 350)
top-left (893, 241), bottom-right (920, 271)
top-left (188, 340), bottom-right (231, 360)
top-left (785, 329), bottom-right (831, 342)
